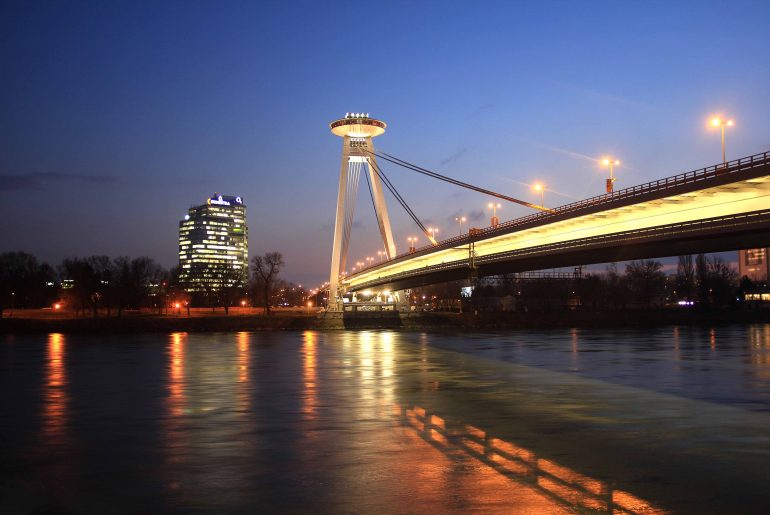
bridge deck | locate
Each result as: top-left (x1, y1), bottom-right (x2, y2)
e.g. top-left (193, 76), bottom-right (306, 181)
top-left (344, 151), bottom-right (770, 291)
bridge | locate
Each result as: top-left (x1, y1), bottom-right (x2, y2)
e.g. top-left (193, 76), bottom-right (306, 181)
top-left (326, 114), bottom-right (770, 305)
top-left (344, 152), bottom-right (770, 293)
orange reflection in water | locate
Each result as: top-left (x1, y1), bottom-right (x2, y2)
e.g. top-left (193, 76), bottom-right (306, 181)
top-left (41, 333), bottom-right (68, 443)
top-left (168, 332), bottom-right (187, 417)
top-left (237, 332), bottom-right (249, 383)
top-left (302, 331), bottom-right (317, 419)
top-left (236, 332), bottom-right (250, 412)
top-left (398, 404), bottom-right (666, 515)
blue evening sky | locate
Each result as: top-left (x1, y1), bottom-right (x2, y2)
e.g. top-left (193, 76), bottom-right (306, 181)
top-left (2, 1), bottom-right (769, 285)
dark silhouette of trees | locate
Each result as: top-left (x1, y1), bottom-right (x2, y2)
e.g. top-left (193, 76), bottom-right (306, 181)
top-left (219, 267), bottom-right (248, 314)
top-left (251, 252), bottom-right (284, 315)
top-left (59, 255), bottom-right (164, 317)
top-left (605, 263), bottom-right (628, 310)
top-left (675, 255), bottom-right (696, 301)
top-left (625, 260), bottom-right (666, 307)
top-left (576, 273), bottom-right (605, 311)
top-left (698, 255), bottom-right (738, 306)
top-left (113, 256), bottom-right (165, 316)
top-left (0, 252), bottom-right (56, 317)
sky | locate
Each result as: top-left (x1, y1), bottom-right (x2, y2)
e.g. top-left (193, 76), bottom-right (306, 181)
top-left (2, 0), bottom-right (769, 286)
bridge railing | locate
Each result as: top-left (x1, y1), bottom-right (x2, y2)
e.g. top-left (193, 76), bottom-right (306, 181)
top-left (353, 150), bottom-right (770, 276)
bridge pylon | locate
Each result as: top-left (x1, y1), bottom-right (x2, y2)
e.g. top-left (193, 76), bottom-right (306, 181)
top-left (327, 113), bottom-right (396, 310)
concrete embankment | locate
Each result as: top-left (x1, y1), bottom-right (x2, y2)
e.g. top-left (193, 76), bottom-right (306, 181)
top-left (2, 308), bottom-right (770, 334)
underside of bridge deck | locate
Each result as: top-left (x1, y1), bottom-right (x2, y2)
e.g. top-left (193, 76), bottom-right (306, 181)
top-left (341, 152), bottom-right (770, 293)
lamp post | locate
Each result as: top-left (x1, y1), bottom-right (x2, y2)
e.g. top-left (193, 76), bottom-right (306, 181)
top-left (377, 250), bottom-right (384, 262)
top-left (455, 216), bottom-right (466, 236)
top-left (488, 203), bottom-right (501, 227)
top-left (407, 236), bottom-right (417, 252)
top-left (428, 227), bottom-right (439, 240)
top-left (532, 183), bottom-right (544, 207)
top-left (602, 158), bottom-right (620, 193)
top-left (711, 117), bottom-right (734, 164)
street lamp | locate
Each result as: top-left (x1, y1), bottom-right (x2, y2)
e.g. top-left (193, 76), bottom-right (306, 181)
top-left (407, 236), bottom-right (417, 252)
top-left (377, 250), bottom-right (384, 261)
top-left (488, 203), bottom-right (501, 227)
top-left (366, 256), bottom-right (374, 266)
top-left (532, 183), bottom-right (544, 207)
top-left (428, 226), bottom-right (439, 240)
top-left (601, 158), bottom-right (621, 193)
top-left (455, 216), bottom-right (467, 235)
top-left (710, 116), bottom-right (734, 164)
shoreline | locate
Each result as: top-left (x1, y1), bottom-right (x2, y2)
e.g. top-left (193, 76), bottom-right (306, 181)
top-left (2, 308), bottom-right (770, 334)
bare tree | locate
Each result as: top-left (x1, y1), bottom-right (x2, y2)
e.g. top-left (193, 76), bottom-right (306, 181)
top-left (675, 255), bottom-right (696, 301)
top-left (251, 252), bottom-right (284, 316)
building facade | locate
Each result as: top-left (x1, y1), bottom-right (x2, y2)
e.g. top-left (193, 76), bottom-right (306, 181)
top-left (739, 248), bottom-right (770, 282)
top-left (179, 194), bottom-right (248, 292)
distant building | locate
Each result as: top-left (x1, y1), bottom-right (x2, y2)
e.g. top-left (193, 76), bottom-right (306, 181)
top-left (179, 194), bottom-right (248, 292)
top-left (739, 248), bottom-right (769, 282)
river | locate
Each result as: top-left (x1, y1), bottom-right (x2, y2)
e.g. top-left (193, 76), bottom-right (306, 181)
top-left (3, 326), bottom-right (770, 513)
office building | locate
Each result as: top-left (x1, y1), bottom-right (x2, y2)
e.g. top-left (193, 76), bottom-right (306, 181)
top-left (739, 248), bottom-right (770, 282)
top-left (179, 194), bottom-right (248, 292)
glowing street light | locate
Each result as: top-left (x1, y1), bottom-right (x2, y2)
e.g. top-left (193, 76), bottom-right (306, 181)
top-left (407, 236), bottom-right (417, 252)
top-left (377, 250), bottom-right (384, 261)
top-left (428, 226), bottom-right (439, 240)
top-left (532, 183), bottom-right (545, 207)
top-left (455, 216), bottom-right (467, 235)
top-left (710, 116), bottom-right (734, 164)
top-left (601, 158), bottom-right (621, 193)
top-left (488, 202), bottom-right (501, 227)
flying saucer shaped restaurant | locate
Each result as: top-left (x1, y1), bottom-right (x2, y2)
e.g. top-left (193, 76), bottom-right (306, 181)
top-left (330, 113), bottom-right (387, 138)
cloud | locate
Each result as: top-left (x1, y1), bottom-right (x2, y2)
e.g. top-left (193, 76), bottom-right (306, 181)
top-left (0, 172), bottom-right (118, 192)
top-left (439, 147), bottom-right (468, 166)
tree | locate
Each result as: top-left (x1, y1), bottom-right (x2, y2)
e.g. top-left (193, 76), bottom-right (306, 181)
top-left (625, 260), bottom-right (666, 307)
top-left (0, 252), bottom-right (57, 317)
top-left (605, 263), bottom-right (628, 310)
top-left (251, 252), bottom-right (284, 316)
top-left (219, 266), bottom-right (248, 314)
top-left (702, 255), bottom-right (738, 306)
top-left (675, 255), bottom-right (696, 301)
top-left (113, 256), bottom-right (165, 316)
top-left (694, 253), bottom-right (709, 305)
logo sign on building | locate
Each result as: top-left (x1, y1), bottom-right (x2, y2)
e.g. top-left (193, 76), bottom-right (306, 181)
top-left (207, 195), bottom-right (244, 206)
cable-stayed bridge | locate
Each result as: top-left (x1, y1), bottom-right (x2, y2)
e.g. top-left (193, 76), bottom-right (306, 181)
top-left (326, 113), bottom-right (770, 309)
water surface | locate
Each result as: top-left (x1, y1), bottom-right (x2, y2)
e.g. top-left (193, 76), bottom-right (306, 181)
top-left (3, 326), bottom-right (770, 513)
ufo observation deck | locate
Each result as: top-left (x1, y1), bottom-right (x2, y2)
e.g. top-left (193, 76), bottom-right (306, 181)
top-left (330, 113), bottom-right (387, 138)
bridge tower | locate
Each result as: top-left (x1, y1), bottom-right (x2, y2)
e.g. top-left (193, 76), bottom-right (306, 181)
top-left (328, 113), bottom-right (396, 309)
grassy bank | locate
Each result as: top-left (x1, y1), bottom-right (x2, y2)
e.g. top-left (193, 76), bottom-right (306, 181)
top-left (2, 308), bottom-right (770, 334)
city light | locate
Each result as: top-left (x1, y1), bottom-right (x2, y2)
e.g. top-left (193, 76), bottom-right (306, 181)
top-left (601, 158), bottom-right (621, 193)
top-left (710, 116), bottom-right (734, 164)
top-left (455, 216), bottom-right (467, 235)
top-left (532, 183), bottom-right (544, 206)
top-left (488, 202), bottom-right (501, 227)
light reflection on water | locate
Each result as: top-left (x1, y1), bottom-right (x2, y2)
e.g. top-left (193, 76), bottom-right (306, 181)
top-left (41, 333), bottom-right (68, 444)
top-left (5, 327), bottom-right (770, 512)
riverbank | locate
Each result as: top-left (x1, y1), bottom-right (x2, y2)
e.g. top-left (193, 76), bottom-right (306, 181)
top-left (2, 308), bottom-right (770, 334)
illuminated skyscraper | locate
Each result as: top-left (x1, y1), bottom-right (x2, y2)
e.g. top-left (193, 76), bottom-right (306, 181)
top-left (179, 194), bottom-right (248, 292)
top-left (739, 248), bottom-right (769, 282)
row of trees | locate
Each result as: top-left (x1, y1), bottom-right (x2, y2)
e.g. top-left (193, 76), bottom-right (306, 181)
top-left (414, 255), bottom-right (742, 312)
top-left (0, 250), bottom-right (293, 318)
